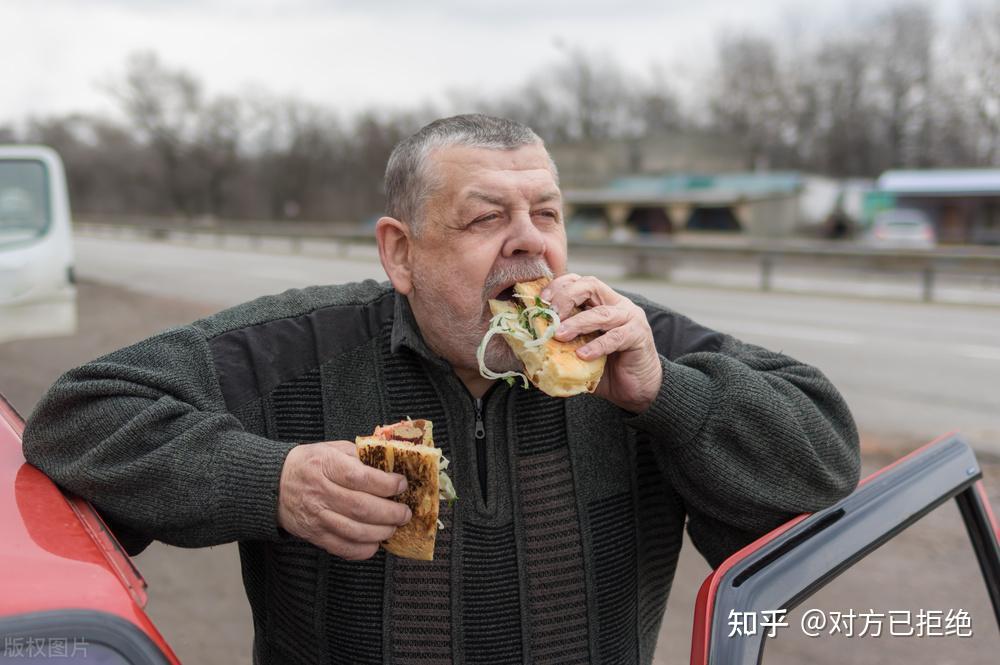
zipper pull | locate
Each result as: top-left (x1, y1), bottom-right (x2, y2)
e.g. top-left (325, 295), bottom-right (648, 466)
top-left (474, 398), bottom-right (486, 440)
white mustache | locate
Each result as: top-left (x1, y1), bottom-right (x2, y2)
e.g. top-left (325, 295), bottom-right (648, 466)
top-left (481, 260), bottom-right (554, 302)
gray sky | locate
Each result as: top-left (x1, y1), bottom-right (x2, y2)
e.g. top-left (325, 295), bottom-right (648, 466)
top-left (0, 0), bottom-right (964, 124)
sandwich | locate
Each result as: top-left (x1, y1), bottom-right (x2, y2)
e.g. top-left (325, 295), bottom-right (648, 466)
top-left (477, 277), bottom-right (606, 398)
top-left (355, 418), bottom-right (457, 561)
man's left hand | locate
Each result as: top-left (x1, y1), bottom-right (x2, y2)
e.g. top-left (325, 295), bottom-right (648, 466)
top-left (542, 274), bottom-right (662, 414)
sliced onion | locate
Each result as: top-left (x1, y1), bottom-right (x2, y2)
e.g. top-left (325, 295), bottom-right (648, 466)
top-left (477, 300), bottom-right (562, 385)
top-left (477, 311), bottom-right (531, 388)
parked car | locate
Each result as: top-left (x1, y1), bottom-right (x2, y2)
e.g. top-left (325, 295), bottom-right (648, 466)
top-left (2, 388), bottom-right (997, 664)
top-left (862, 209), bottom-right (937, 249)
top-left (0, 393), bottom-right (179, 664)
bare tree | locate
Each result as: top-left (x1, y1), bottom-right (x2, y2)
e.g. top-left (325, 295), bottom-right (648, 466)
top-left (808, 37), bottom-right (878, 175)
top-left (558, 47), bottom-right (634, 141)
top-left (498, 46), bottom-right (635, 143)
top-left (22, 113), bottom-right (159, 215)
top-left (192, 95), bottom-right (244, 217)
top-left (341, 110), bottom-right (426, 218)
top-left (628, 64), bottom-right (683, 137)
top-left (108, 51), bottom-right (206, 217)
top-left (710, 33), bottom-right (788, 169)
top-left (867, 3), bottom-right (935, 170)
top-left (951, 2), bottom-right (1000, 164)
top-left (473, 84), bottom-right (573, 145)
top-left (245, 96), bottom-right (342, 220)
top-left (18, 6), bottom-right (1000, 225)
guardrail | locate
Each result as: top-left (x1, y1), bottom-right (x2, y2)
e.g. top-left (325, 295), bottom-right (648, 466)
top-left (77, 217), bottom-right (370, 259)
top-left (570, 238), bottom-right (1000, 303)
top-left (75, 217), bottom-right (1000, 304)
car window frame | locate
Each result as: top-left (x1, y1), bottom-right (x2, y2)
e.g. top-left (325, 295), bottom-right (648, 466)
top-left (0, 609), bottom-right (172, 664)
top-left (690, 433), bottom-right (1000, 665)
top-left (0, 158), bottom-right (52, 250)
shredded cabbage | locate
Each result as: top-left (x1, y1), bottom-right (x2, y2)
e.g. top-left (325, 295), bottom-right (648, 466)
top-left (438, 453), bottom-right (457, 511)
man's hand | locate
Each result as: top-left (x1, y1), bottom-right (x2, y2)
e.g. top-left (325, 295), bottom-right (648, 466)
top-left (277, 440), bottom-right (411, 560)
top-left (542, 274), bottom-right (662, 414)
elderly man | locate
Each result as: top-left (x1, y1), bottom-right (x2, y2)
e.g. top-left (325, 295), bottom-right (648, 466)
top-left (23, 114), bottom-right (860, 664)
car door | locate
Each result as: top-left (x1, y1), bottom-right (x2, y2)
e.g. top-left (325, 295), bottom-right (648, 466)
top-left (690, 433), bottom-right (1000, 664)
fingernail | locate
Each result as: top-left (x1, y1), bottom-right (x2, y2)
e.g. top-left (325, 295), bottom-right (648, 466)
top-left (578, 345), bottom-right (591, 358)
top-left (397, 477), bottom-right (408, 494)
top-left (403, 508), bottom-right (413, 523)
top-left (556, 324), bottom-right (569, 339)
top-left (540, 289), bottom-right (551, 301)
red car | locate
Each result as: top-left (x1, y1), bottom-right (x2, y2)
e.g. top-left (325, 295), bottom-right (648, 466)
top-left (2, 390), bottom-right (997, 664)
top-left (0, 393), bottom-right (178, 664)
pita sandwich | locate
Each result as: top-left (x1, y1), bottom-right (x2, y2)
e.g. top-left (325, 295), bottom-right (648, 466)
top-left (478, 277), bottom-right (606, 398)
top-left (355, 418), bottom-right (455, 561)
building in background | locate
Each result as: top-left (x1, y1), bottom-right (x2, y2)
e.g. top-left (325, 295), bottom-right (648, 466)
top-left (873, 170), bottom-right (1000, 245)
top-left (562, 172), bottom-right (844, 240)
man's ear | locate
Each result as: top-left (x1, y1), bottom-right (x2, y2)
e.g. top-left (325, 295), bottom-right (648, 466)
top-left (375, 216), bottom-right (413, 295)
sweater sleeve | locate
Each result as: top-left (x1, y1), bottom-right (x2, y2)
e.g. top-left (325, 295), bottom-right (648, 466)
top-left (21, 324), bottom-right (299, 555)
top-left (626, 331), bottom-right (861, 569)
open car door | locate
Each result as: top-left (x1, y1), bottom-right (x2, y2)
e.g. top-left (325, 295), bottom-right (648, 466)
top-left (0, 393), bottom-right (179, 664)
top-left (690, 433), bottom-right (1000, 664)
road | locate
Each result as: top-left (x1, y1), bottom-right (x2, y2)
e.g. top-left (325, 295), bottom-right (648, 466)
top-left (3, 234), bottom-right (998, 664)
top-left (72, 233), bottom-right (1000, 455)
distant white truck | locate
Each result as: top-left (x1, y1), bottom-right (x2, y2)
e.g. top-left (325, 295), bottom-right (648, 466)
top-left (0, 145), bottom-right (77, 343)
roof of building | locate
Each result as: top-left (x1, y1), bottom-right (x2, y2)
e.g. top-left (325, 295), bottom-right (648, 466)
top-left (565, 172), bottom-right (803, 206)
top-left (610, 172), bottom-right (802, 194)
top-left (877, 169), bottom-right (1000, 196)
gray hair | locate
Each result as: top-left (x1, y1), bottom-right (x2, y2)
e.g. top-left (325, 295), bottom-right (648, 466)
top-left (383, 113), bottom-right (558, 236)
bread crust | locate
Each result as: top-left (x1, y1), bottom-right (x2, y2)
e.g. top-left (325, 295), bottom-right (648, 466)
top-left (355, 436), bottom-right (441, 561)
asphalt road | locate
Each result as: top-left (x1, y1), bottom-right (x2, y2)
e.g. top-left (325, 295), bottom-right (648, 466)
top-left (3, 234), bottom-right (999, 664)
top-left (72, 233), bottom-right (1000, 455)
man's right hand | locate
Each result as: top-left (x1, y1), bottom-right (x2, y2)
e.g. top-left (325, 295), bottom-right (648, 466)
top-left (277, 440), bottom-right (411, 560)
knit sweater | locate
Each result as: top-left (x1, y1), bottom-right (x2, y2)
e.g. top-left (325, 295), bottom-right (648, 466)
top-left (22, 280), bottom-right (860, 665)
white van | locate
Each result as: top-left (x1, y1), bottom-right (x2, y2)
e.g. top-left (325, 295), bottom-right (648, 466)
top-left (0, 145), bottom-right (77, 343)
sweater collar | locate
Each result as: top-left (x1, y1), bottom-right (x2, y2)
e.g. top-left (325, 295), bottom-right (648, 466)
top-left (390, 290), bottom-right (452, 369)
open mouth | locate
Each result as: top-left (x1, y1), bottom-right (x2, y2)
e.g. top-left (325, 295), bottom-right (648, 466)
top-left (496, 285), bottom-right (516, 302)
top-left (490, 274), bottom-right (547, 303)
top-left (481, 282), bottom-right (521, 322)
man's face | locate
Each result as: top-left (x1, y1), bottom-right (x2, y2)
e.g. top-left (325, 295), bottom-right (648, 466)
top-left (406, 143), bottom-right (567, 372)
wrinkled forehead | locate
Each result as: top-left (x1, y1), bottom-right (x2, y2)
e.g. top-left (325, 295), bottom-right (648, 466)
top-left (425, 144), bottom-right (561, 206)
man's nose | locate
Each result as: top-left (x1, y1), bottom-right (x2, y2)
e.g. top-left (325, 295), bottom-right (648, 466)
top-left (502, 210), bottom-right (546, 258)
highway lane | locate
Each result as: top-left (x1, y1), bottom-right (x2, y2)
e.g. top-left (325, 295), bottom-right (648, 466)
top-left (73, 234), bottom-right (1000, 453)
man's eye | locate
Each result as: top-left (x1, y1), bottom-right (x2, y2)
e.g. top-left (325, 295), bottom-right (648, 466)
top-left (471, 213), bottom-right (500, 225)
top-left (534, 210), bottom-right (559, 220)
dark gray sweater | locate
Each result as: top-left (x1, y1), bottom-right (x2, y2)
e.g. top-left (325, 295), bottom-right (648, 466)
top-left (22, 280), bottom-right (860, 664)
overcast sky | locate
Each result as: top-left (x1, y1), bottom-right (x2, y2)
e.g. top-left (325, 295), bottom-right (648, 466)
top-left (0, 0), bottom-right (966, 125)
